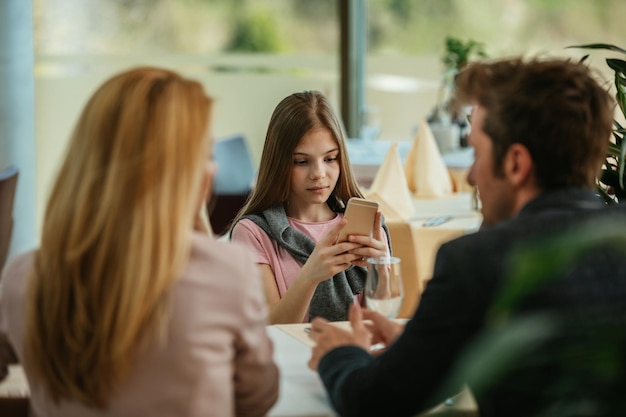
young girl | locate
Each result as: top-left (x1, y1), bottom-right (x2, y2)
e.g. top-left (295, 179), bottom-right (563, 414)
top-left (231, 91), bottom-right (391, 324)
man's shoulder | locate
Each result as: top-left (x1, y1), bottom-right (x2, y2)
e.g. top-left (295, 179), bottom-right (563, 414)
top-left (467, 204), bottom-right (624, 240)
top-left (439, 204), bottom-right (626, 281)
top-left (440, 206), bottom-right (617, 258)
top-left (604, 203), bottom-right (626, 217)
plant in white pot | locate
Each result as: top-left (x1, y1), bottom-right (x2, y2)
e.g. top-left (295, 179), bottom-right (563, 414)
top-left (429, 37), bottom-right (487, 152)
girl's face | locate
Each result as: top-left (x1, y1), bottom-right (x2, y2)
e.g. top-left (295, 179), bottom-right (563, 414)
top-left (288, 127), bottom-right (340, 211)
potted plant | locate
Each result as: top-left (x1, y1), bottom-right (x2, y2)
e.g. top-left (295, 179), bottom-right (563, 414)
top-left (429, 37), bottom-right (487, 151)
top-left (570, 43), bottom-right (626, 204)
top-left (431, 37), bottom-right (487, 122)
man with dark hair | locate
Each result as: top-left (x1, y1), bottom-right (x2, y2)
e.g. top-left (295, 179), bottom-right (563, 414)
top-left (308, 57), bottom-right (626, 417)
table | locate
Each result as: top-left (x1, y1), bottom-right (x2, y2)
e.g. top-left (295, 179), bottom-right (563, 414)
top-left (267, 325), bottom-right (336, 417)
top-left (388, 192), bottom-right (482, 317)
top-left (1, 325), bottom-right (478, 417)
top-left (267, 323), bottom-right (478, 417)
top-left (408, 192), bottom-right (481, 280)
top-left (0, 365), bottom-right (28, 416)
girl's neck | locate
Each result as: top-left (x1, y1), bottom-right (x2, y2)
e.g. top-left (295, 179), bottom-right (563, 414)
top-left (284, 201), bottom-right (336, 223)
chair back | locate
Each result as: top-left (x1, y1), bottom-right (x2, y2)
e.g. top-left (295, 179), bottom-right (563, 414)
top-left (208, 135), bottom-right (255, 236)
top-left (0, 166), bottom-right (18, 273)
top-left (213, 134), bottom-right (255, 195)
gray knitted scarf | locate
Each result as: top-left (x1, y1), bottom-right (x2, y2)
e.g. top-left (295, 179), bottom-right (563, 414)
top-left (237, 204), bottom-right (391, 322)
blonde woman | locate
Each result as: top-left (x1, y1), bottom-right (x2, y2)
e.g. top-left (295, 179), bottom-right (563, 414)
top-left (0, 68), bottom-right (278, 417)
top-left (231, 91), bottom-right (391, 325)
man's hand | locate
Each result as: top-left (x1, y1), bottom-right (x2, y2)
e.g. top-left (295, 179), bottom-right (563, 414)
top-left (362, 308), bottom-right (405, 351)
top-left (308, 303), bottom-right (371, 371)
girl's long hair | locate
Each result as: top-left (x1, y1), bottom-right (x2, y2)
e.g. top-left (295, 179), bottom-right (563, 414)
top-left (233, 90), bottom-right (362, 224)
top-left (23, 67), bottom-right (212, 408)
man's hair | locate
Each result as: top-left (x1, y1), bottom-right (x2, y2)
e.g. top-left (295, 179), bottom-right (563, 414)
top-left (455, 57), bottom-right (614, 189)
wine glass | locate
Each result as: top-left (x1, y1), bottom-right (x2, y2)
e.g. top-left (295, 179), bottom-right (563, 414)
top-left (365, 256), bottom-right (404, 319)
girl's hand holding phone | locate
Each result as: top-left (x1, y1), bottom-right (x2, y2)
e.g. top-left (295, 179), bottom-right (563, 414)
top-left (348, 211), bottom-right (390, 267)
top-left (300, 219), bottom-right (363, 284)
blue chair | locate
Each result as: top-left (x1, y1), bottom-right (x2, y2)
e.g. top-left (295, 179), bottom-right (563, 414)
top-left (0, 166), bottom-right (18, 273)
top-left (208, 135), bottom-right (256, 236)
top-left (213, 134), bottom-right (255, 195)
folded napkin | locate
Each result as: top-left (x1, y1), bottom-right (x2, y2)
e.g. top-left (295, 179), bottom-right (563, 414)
top-left (404, 119), bottom-right (453, 198)
top-left (364, 142), bottom-right (415, 221)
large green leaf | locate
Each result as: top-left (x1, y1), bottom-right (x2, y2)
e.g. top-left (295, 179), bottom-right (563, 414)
top-left (600, 169), bottom-right (620, 187)
top-left (616, 132), bottom-right (626, 189)
top-left (615, 72), bottom-right (626, 119)
top-left (568, 43), bottom-right (625, 202)
top-left (606, 58), bottom-right (626, 73)
top-left (568, 43), bottom-right (626, 54)
top-left (612, 132), bottom-right (623, 147)
top-left (597, 186), bottom-right (616, 204)
top-left (616, 187), bottom-right (626, 200)
top-left (608, 143), bottom-right (622, 156)
top-left (603, 160), bottom-right (617, 171)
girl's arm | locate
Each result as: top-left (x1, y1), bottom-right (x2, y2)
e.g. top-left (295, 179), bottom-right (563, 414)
top-left (260, 264), bottom-right (316, 324)
top-left (260, 219), bottom-right (363, 324)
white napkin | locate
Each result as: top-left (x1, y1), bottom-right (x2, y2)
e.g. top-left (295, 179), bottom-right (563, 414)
top-left (404, 119), bottom-right (453, 198)
top-left (364, 142), bottom-right (415, 221)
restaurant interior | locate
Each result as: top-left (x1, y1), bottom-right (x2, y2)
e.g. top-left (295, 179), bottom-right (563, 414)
top-left (2, 0), bottom-right (626, 415)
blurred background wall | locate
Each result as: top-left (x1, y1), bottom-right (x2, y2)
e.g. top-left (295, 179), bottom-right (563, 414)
top-left (3, 0), bottom-right (626, 256)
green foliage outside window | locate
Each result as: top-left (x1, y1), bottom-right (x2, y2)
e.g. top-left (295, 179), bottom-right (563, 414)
top-left (226, 10), bottom-right (284, 53)
top-left (431, 36), bottom-right (487, 123)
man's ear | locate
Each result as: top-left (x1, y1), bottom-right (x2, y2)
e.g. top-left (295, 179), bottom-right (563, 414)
top-left (504, 143), bottom-right (534, 187)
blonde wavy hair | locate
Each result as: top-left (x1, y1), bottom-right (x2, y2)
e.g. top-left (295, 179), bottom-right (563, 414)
top-left (24, 67), bottom-right (212, 407)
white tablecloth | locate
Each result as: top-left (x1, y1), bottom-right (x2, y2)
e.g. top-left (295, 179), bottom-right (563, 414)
top-left (267, 325), bottom-right (337, 417)
top-left (267, 324), bottom-right (478, 417)
top-left (0, 365), bottom-right (28, 398)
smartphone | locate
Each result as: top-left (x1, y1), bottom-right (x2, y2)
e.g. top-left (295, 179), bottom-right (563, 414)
top-left (337, 197), bottom-right (379, 242)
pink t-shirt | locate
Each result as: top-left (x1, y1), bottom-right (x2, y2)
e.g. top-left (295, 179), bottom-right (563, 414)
top-left (232, 214), bottom-right (389, 322)
top-left (231, 214), bottom-right (345, 298)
